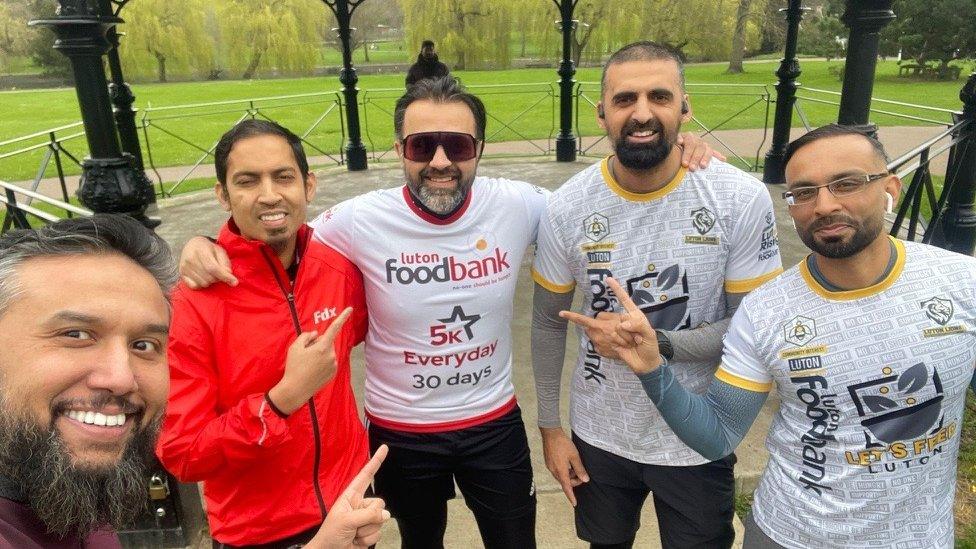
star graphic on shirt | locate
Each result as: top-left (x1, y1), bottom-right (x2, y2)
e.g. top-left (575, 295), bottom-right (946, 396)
top-left (438, 305), bottom-right (481, 340)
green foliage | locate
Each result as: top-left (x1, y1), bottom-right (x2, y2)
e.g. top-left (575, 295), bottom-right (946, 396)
top-left (119, 0), bottom-right (215, 82)
top-left (884, 0), bottom-right (976, 69)
top-left (797, 10), bottom-right (846, 60)
top-left (402, 0), bottom-right (513, 70)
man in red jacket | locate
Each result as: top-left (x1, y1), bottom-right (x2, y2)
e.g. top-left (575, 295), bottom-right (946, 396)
top-left (157, 119), bottom-right (370, 548)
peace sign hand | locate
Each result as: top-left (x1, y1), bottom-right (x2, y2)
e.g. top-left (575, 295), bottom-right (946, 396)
top-left (559, 277), bottom-right (664, 375)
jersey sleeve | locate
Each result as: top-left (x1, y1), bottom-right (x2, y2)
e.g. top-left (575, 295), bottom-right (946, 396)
top-left (514, 180), bottom-right (551, 244)
top-left (724, 184), bottom-right (784, 293)
top-left (531, 201), bottom-right (576, 294)
top-left (714, 306), bottom-right (773, 392)
top-left (309, 198), bottom-right (357, 261)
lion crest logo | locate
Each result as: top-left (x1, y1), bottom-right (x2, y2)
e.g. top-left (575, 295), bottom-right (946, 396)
top-left (691, 207), bottom-right (716, 235)
top-left (920, 296), bottom-right (953, 326)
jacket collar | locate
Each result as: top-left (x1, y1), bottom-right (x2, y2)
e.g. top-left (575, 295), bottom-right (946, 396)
top-left (216, 218), bottom-right (311, 269)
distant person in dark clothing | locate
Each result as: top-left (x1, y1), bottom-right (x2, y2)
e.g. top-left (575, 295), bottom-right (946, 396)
top-left (406, 40), bottom-right (450, 87)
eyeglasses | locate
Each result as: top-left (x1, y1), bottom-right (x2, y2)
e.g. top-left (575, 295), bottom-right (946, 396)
top-left (782, 172), bottom-right (890, 206)
top-left (401, 131), bottom-right (481, 163)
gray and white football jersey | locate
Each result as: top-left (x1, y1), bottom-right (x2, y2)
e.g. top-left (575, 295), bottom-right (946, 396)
top-left (534, 158), bottom-right (782, 464)
top-left (720, 238), bottom-right (976, 548)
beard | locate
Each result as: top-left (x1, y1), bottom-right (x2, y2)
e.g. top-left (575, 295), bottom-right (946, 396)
top-left (613, 118), bottom-right (678, 170)
top-left (406, 165), bottom-right (475, 215)
top-left (0, 400), bottom-right (159, 539)
top-left (798, 212), bottom-right (884, 258)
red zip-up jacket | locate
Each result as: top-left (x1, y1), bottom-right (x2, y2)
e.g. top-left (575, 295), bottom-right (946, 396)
top-left (157, 221), bottom-right (368, 546)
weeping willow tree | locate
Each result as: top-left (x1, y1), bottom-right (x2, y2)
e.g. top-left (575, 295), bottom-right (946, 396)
top-left (218, 0), bottom-right (329, 79)
top-left (118, 0), bottom-right (214, 82)
top-left (401, 0), bottom-right (512, 70)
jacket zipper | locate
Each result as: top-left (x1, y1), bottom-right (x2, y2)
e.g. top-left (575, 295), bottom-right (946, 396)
top-left (261, 248), bottom-right (329, 521)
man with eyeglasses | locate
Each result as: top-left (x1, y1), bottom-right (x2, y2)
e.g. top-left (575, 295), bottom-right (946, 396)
top-left (584, 123), bottom-right (976, 548)
top-left (532, 41), bottom-right (782, 548)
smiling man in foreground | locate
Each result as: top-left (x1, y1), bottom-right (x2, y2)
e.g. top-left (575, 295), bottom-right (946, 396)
top-left (0, 215), bottom-right (176, 547)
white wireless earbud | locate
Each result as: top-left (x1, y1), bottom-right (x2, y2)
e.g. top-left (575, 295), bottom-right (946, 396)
top-left (885, 193), bottom-right (894, 214)
top-left (791, 217), bottom-right (797, 232)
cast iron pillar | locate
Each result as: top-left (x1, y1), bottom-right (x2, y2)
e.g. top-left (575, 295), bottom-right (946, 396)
top-left (553, 0), bottom-right (577, 162)
top-left (837, 0), bottom-right (896, 135)
top-left (30, 0), bottom-right (156, 227)
top-left (99, 1), bottom-right (143, 171)
top-left (322, 0), bottom-right (368, 171)
top-left (930, 73), bottom-right (976, 254)
top-left (762, 0), bottom-right (806, 184)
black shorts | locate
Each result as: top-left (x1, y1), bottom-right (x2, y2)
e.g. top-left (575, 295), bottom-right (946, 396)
top-left (368, 407), bottom-right (536, 520)
top-left (572, 433), bottom-right (736, 548)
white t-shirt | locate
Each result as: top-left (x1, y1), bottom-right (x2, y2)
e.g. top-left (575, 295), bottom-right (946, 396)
top-left (720, 238), bottom-right (976, 548)
top-left (532, 158), bottom-right (782, 464)
top-left (310, 177), bottom-right (548, 432)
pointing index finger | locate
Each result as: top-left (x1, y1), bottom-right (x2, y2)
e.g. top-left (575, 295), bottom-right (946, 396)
top-left (559, 310), bottom-right (598, 329)
top-left (605, 277), bottom-right (641, 315)
top-left (322, 307), bottom-right (354, 343)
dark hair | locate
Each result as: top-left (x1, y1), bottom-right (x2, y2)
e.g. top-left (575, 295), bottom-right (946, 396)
top-left (422, 40), bottom-right (435, 49)
top-left (214, 119), bottom-right (309, 184)
top-left (0, 214), bottom-right (177, 314)
top-left (394, 76), bottom-right (487, 141)
top-left (784, 124), bottom-right (891, 166)
top-left (602, 41), bottom-right (686, 95)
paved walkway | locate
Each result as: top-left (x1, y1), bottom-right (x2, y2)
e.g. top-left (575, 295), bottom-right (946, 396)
top-left (161, 155), bottom-right (811, 548)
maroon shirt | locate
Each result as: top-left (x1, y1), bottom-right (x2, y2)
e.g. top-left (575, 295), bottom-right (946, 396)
top-left (0, 497), bottom-right (121, 549)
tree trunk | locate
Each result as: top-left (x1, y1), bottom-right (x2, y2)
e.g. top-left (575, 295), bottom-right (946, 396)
top-left (726, 0), bottom-right (751, 74)
top-left (242, 51), bottom-right (262, 79)
top-left (520, 27), bottom-right (527, 57)
top-left (362, 41), bottom-right (370, 63)
top-left (153, 51), bottom-right (167, 83)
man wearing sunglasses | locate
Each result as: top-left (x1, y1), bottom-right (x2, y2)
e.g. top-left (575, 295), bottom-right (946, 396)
top-left (596, 123), bottom-right (976, 548)
top-left (532, 41), bottom-right (783, 549)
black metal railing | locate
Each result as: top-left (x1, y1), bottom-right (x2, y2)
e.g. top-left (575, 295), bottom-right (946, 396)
top-left (1, 177), bottom-right (92, 235)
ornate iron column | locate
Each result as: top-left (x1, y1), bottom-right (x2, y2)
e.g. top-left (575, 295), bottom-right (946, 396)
top-left (322, 0), bottom-right (368, 171)
top-left (553, 0), bottom-right (577, 162)
top-left (30, 0), bottom-right (157, 227)
top-left (762, 0), bottom-right (806, 184)
top-left (837, 0), bottom-right (896, 135)
top-left (98, 0), bottom-right (144, 172)
top-left (930, 73), bottom-right (976, 254)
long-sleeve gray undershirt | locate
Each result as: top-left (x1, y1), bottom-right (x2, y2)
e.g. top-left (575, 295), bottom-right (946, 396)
top-left (638, 364), bottom-right (769, 460)
top-left (531, 283), bottom-right (746, 429)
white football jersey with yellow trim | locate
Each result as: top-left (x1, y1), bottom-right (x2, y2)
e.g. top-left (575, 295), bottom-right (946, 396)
top-left (719, 238), bottom-right (976, 548)
top-left (533, 158), bottom-right (783, 464)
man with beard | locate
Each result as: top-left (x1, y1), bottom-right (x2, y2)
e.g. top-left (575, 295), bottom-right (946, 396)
top-left (156, 120), bottom-right (372, 548)
top-left (590, 124), bottom-right (976, 548)
top-left (405, 40), bottom-right (449, 87)
top-left (177, 76), bottom-right (719, 548)
top-left (531, 41), bottom-right (782, 548)
top-left (0, 215), bottom-right (176, 547)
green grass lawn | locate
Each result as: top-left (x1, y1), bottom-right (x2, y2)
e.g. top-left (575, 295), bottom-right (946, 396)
top-left (0, 60), bottom-right (969, 183)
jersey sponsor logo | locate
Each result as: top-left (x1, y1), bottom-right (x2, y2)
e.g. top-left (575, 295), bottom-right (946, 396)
top-left (403, 340), bottom-right (498, 368)
top-left (432, 305), bottom-right (481, 344)
top-left (385, 248), bottom-right (511, 285)
top-left (779, 345), bottom-right (829, 360)
top-left (783, 315), bottom-right (817, 347)
top-left (685, 207), bottom-right (720, 245)
top-left (758, 212), bottom-right (779, 261)
top-left (790, 374), bottom-right (840, 495)
top-left (583, 213), bottom-right (610, 242)
top-left (844, 364), bottom-right (955, 474)
top-left (919, 296), bottom-right (967, 337)
top-left (788, 356), bottom-right (823, 374)
top-left (581, 242), bottom-right (615, 252)
top-left (312, 307), bottom-right (338, 324)
top-left (587, 251), bottom-right (612, 264)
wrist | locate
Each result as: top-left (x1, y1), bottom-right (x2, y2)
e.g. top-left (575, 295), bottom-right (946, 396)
top-left (267, 384), bottom-right (301, 416)
top-left (635, 354), bottom-right (666, 375)
top-left (656, 331), bottom-right (674, 361)
top-left (539, 426), bottom-right (565, 438)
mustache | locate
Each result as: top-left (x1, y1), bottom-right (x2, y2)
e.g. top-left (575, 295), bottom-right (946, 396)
top-left (622, 118), bottom-right (664, 135)
top-left (52, 393), bottom-right (144, 417)
top-left (420, 166), bottom-right (461, 179)
top-left (809, 214), bottom-right (858, 232)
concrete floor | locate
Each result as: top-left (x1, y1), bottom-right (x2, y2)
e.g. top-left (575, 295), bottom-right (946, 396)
top-left (159, 157), bottom-right (811, 548)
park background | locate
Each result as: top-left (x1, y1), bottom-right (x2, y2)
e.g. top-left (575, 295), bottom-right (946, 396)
top-left (1, 0), bottom-right (975, 547)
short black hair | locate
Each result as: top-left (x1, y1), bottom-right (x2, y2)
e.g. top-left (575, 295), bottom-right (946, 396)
top-left (394, 76), bottom-right (487, 141)
top-left (602, 41), bottom-right (686, 95)
top-left (214, 119), bottom-right (309, 185)
top-left (422, 40), bottom-right (435, 49)
top-left (784, 124), bottom-right (891, 167)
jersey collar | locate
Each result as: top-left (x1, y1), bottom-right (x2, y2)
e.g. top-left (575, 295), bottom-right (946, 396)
top-left (799, 236), bottom-right (906, 301)
top-left (600, 157), bottom-right (686, 202)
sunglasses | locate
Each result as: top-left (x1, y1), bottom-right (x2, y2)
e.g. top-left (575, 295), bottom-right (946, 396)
top-left (401, 131), bottom-right (481, 162)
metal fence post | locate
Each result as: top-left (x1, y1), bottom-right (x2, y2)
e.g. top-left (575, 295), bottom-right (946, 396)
top-left (837, 0), bottom-right (896, 136)
top-left (762, 0), bottom-right (805, 184)
top-left (553, 0), bottom-right (577, 162)
top-left (322, 0), bottom-right (369, 171)
top-left (930, 73), bottom-right (976, 254)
